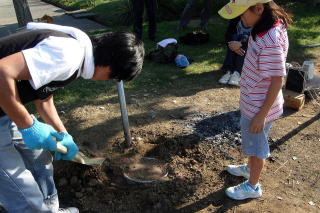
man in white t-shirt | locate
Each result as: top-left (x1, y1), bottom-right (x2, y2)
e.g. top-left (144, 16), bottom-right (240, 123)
top-left (0, 23), bottom-right (144, 213)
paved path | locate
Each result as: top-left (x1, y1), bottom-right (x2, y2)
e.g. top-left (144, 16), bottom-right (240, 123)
top-left (0, 0), bottom-right (106, 37)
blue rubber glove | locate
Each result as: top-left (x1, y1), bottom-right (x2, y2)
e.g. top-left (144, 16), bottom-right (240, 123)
top-left (54, 132), bottom-right (79, 160)
top-left (19, 117), bottom-right (58, 151)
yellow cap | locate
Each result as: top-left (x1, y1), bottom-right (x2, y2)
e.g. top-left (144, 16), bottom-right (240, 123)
top-left (218, 0), bottom-right (273, 19)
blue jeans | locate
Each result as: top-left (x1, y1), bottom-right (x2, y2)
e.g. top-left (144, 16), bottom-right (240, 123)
top-left (0, 116), bottom-right (58, 213)
top-left (222, 34), bottom-right (248, 73)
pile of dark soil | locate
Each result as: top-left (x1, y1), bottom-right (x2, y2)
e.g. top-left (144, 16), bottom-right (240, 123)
top-left (53, 111), bottom-right (248, 212)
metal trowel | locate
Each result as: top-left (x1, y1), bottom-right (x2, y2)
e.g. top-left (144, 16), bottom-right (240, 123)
top-left (56, 143), bottom-right (105, 166)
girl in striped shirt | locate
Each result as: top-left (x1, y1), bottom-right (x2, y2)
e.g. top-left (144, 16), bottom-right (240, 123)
top-left (218, 0), bottom-right (292, 200)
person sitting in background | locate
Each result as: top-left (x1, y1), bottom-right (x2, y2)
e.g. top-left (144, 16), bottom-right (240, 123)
top-left (218, 16), bottom-right (252, 86)
top-left (177, 0), bottom-right (214, 31)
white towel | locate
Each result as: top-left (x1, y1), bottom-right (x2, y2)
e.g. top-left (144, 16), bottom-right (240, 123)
top-left (26, 22), bottom-right (94, 79)
top-left (157, 38), bottom-right (177, 49)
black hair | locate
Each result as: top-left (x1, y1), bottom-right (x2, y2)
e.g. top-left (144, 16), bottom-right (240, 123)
top-left (91, 31), bottom-right (145, 81)
top-left (250, 1), bottom-right (293, 40)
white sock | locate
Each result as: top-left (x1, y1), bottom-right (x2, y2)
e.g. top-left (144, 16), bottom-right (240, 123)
top-left (247, 182), bottom-right (258, 190)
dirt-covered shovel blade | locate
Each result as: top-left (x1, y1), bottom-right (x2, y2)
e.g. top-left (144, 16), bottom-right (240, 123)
top-left (56, 143), bottom-right (105, 166)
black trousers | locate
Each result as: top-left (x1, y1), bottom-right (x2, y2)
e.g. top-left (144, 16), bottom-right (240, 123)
top-left (222, 34), bottom-right (248, 73)
top-left (178, 0), bottom-right (214, 30)
top-left (132, 0), bottom-right (157, 40)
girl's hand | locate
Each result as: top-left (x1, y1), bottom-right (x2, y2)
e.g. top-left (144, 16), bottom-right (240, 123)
top-left (249, 114), bottom-right (266, 134)
top-left (228, 41), bottom-right (242, 52)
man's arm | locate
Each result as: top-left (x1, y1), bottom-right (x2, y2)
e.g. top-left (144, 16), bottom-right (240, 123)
top-left (249, 76), bottom-right (284, 133)
top-left (0, 52), bottom-right (33, 128)
top-left (35, 95), bottom-right (79, 160)
top-left (35, 95), bottom-right (67, 133)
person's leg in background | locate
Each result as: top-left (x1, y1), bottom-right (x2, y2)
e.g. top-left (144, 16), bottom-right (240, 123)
top-left (233, 34), bottom-right (247, 74)
top-left (132, 0), bottom-right (144, 40)
top-left (219, 44), bottom-right (236, 84)
top-left (227, 34), bottom-right (244, 86)
top-left (221, 47), bottom-right (236, 72)
top-left (234, 52), bottom-right (245, 74)
top-left (145, 0), bottom-right (157, 41)
top-left (222, 34), bottom-right (239, 73)
top-left (178, 0), bottom-right (194, 31)
top-left (226, 52), bottom-right (244, 86)
top-left (199, 0), bottom-right (213, 30)
top-left (0, 116), bottom-right (54, 213)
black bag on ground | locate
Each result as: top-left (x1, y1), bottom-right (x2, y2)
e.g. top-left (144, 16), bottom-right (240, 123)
top-left (146, 43), bottom-right (178, 64)
top-left (179, 31), bottom-right (210, 45)
top-left (285, 67), bottom-right (306, 93)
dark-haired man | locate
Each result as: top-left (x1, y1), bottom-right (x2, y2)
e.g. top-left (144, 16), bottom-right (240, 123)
top-left (0, 22), bottom-right (144, 213)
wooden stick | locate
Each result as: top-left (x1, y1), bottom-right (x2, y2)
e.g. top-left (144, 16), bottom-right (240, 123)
top-left (274, 160), bottom-right (288, 174)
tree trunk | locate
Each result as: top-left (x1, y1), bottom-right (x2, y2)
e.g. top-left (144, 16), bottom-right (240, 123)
top-left (12, 0), bottom-right (33, 27)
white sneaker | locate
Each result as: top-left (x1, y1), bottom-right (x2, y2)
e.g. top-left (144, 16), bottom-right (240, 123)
top-left (225, 180), bottom-right (262, 200)
top-left (228, 71), bottom-right (240, 86)
top-left (218, 71), bottom-right (231, 84)
top-left (58, 207), bottom-right (79, 213)
top-left (226, 164), bottom-right (250, 179)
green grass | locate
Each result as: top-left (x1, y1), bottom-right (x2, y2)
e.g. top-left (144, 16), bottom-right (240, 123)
top-left (52, 17), bottom-right (228, 108)
top-left (50, 0), bottom-right (128, 25)
top-left (42, 2), bottom-right (320, 111)
top-left (51, 0), bottom-right (229, 26)
top-left (286, 2), bottom-right (320, 62)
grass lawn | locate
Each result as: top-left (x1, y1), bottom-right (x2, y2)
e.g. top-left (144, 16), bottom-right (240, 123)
top-left (47, 1), bottom-right (320, 111)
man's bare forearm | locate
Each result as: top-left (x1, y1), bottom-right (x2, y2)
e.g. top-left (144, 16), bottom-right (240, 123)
top-left (35, 96), bottom-right (67, 133)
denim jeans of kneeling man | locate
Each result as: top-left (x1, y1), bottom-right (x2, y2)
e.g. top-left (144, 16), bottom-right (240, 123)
top-left (0, 115), bottom-right (59, 213)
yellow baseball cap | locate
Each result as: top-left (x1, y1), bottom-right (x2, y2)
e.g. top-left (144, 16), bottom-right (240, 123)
top-left (218, 0), bottom-right (272, 19)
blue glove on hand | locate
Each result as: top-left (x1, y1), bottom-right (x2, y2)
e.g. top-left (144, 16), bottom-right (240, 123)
top-left (19, 117), bottom-right (58, 151)
top-left (54, 132), bottom-right (79, 160)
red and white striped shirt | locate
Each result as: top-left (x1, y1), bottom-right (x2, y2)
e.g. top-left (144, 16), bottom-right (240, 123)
top-left (240, 21), bottom-right (288, 122)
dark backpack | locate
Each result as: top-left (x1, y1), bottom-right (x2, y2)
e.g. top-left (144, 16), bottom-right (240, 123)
top-left (179, 30), bottom-right (210, 45)
top-left (285, 67), bottom-right (306, 93)
top-left (147, 43), bottom-right (178, 64)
